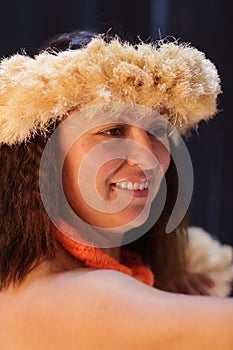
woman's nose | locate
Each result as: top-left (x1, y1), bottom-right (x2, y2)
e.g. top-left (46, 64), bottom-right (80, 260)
top-left (126, 128), bottom-right (159, 170)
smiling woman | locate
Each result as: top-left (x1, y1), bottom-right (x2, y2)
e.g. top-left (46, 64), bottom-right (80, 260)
top-left (59, 109), bottom-right (170, 231)
top-left (0, 30), bottom-right (233, 349)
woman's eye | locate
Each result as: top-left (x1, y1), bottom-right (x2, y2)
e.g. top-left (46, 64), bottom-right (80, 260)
top-left (101, 127), bottom-right (124, 136)
top-left (149, 127), bottom-right (167, 138)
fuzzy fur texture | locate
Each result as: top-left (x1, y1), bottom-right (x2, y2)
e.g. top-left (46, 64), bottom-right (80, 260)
top-left (187, 226), bottom-right (233, 297)
top-left (0, 37), bottom-right (221, 145)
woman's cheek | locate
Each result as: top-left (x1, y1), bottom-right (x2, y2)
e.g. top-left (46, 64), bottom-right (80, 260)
top-left (155, 144), bottom-right (170, 174)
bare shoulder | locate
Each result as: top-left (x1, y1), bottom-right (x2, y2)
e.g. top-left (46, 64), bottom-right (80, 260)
top-left (0, 269), bottom-right (161, 350)
top-left (1, 268), bottom-right (233, 350)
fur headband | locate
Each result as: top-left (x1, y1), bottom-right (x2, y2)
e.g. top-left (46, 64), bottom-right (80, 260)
top-left (0, 37), bottom-right (221, 145)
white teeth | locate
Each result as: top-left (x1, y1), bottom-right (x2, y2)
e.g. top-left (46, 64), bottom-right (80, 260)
top-left (139, 183), bottom-right (145, 190)
top-left (116, 181), bottom-right (149, 191)
top-left (133, 182), bottom-right (139, 190)
top-left (127, 182), bottom-right (134, 190)
top-left (120, 181), bottom-right (128, 189)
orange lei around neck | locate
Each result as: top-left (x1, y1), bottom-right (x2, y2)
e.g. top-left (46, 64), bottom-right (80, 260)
top-left (52, 221), bottom-right (155, 287)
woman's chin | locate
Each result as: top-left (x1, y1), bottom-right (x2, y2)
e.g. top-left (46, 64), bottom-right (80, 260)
top-left (103, 204), bottom-right (151, 232)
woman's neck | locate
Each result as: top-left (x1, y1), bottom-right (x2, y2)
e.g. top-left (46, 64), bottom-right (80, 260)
top-left (100, 247), bottom-right (121, 262)
top-left (52, 245), bottom-right (122, 273)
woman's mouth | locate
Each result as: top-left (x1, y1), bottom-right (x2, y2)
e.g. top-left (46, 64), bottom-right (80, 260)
top-left (112, 180), bottom-right (149, 198)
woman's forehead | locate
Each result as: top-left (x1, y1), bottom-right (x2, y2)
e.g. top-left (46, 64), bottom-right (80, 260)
top-left (67, 103), bottom-right (169, 130)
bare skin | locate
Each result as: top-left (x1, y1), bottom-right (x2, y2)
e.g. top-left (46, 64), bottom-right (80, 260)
top-left (1, 249), bottom-right (233, 350)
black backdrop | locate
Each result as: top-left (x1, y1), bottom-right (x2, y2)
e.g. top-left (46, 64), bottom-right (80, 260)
top-left (1, 0), bottom-right (232, 246)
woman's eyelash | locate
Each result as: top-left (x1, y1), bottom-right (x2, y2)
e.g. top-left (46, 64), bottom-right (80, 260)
top-left (99, 126), bottom-right (168, 138)
top-left (100, 127), bottom-right (125, 136)
top-left (148, 127), bottom-right (167, 137)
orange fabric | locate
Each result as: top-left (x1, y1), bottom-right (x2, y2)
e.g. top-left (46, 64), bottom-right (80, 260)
top-left (52, 221), bottom-right (155, 286)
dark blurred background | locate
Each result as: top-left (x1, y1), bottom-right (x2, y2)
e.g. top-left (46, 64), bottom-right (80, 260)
top-left (0, 0), bottom-right (232, 246)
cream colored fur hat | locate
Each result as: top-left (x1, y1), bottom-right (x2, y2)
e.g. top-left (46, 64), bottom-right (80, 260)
top-left (0, 37), bottom-right (221, 145)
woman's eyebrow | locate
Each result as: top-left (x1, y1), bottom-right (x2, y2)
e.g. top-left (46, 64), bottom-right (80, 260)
top-left (106, 114), bottom-right (166, 124)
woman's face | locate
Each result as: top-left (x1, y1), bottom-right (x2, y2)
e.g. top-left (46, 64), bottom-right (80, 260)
top-left (58, 108), bottom-right (170, 231)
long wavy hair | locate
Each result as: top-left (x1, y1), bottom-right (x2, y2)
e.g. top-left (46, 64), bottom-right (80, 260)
top-left (0, 30), bottom-right (189, 290)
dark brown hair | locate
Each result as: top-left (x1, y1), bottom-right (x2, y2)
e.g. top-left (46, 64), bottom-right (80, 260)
top-left (0, 136), bottom-right (58, 289)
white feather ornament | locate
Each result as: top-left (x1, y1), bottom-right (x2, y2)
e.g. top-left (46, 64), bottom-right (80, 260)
top-left (186, 226), bottom-right (233, 297)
